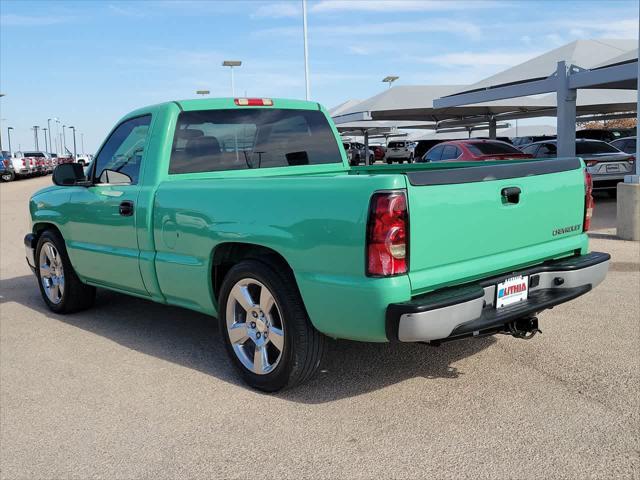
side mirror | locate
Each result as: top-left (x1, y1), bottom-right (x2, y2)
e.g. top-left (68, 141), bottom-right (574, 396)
top-left (52, 163), bottom-right (91, 186)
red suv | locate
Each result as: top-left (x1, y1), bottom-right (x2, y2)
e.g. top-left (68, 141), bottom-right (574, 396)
top-left (422, 139), bottom-right (533, 162)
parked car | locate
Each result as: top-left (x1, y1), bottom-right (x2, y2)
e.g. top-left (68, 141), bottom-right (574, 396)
top-left (14, 151), bottom-right (53, 175)
top-left (1, 151), bottom-right (15, 182)
top-left (342, 142), bottom-right (374, 166)
top-left (386, 140), bottom-right (414, 163)
top-left (576, 129), bottom-right (633, 143)
top-left (7, 152), bottom-right (34, 177)
top-left (75, 154), bottom-right (93, 166)
top-left (413, 140), bottom-right (445, 160)
top-left (24, 97), bottom-right (609, 391)
top-left (422, 139), bottom-right (533, 162)
top-left (512, 135), bottom-right (556, 148)
top-left (610, 136), bottom-right (636, 154)
top-left (370, 145), bottom-right (385, 162)
top-left (521, 139), bottom-right (635, 194)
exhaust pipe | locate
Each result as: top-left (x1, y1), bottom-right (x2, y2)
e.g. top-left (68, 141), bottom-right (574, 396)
top-left (506, 316), bottom-right (541, 340)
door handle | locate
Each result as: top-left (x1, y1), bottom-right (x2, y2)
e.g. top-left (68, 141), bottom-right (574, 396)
top-left (501, 187), bottom-right (521, 204)
top-left (119, 200), bottom-right (134, 216)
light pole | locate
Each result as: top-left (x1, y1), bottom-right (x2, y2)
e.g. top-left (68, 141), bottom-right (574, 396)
top-left (69, 126), bottom-right (77, 159)
top-left (55, 118), bottom-right (61, 155)
top-left (43, 128), bottom-right (48, 153)
top-left (7, 127), bottom-right (13, 155)
top-left (302, 0), bottom-right (310, 100)
top-left (32, 126), bottom-right (40, 149)
top-left (80, 133), bottom-right (84, 154)
top-left (47, 118), bottom-right (53, 152)
top-left (222, 60), bottom-right (242, 96)
top-left (382, 75), bottom-right (399, 88)
top-left (62, 125), bottom-right (67, 155)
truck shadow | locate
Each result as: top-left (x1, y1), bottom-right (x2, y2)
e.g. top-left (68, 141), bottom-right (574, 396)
top-left (1, 275), bottom-right (495, 404)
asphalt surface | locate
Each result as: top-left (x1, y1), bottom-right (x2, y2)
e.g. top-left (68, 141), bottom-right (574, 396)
top-left (1, 176), bottom-right (638, 479)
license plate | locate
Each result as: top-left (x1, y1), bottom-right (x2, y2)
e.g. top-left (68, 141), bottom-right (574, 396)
top-left (606, 164), bottom-right (620, 172)
top-left (496, 275), bottom-right (529, 308)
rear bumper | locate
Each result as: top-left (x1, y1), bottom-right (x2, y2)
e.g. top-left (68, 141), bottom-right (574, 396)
top-left (386, 252), bottom-right (610, 343)
top-left (24, 233), bottom-right (36, 272)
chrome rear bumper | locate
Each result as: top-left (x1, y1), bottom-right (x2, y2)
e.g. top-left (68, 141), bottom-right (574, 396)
top-left (386, 252), bottom-right (610, 343)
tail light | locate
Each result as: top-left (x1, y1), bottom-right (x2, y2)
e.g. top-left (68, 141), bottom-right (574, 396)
top-left (234, 98), bottom-right (273, 106)
top-left (366, 191), bottom-right (408, 276)
top-left (583, 170), bottom-right (594, 232)
top-left (22, 159), bottom-right (26, 166)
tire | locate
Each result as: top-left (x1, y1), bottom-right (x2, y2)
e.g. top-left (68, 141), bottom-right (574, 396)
top-left (219, 259), bottom-right (326, 392)
top-left (1, 171), bottom-right (14, 182)
top-left (35, 230), bottom-right (96, 313)
top-left (386, 158), bottom-right (393, 164)
top-left (607, 188), bottom-right (618, 199)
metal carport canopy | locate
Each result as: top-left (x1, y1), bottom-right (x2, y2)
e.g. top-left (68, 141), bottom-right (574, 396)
top-left (433, 39), bottom-right (638, 164)
top-left (331, 85), bottom-right (556, 125)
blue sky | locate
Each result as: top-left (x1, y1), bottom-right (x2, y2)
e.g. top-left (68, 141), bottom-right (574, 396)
top-left (1, 0), bottom-right (638, 152)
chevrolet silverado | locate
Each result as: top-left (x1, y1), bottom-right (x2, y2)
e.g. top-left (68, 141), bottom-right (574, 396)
top-left (25, 98), bottom-right (609, 391)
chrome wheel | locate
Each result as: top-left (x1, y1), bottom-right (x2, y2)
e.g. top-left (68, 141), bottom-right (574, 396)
top-left (225, 278), bottom-right (285, 375)
top-left (39, 242), bottom-right (65, 304)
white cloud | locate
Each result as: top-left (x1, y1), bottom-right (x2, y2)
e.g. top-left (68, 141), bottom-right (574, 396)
top-left (108, 4), bottom-right (148, 17)
top-left (311, 0), bottom-right (500, 13)
top-left (252, 2), bottom-right (301, 18)
top-left (256, 19), bottom-right (482, 39)
top-left (414, 50), bottom-right (543, 67)
top-left (0, 13), bottom-right (71, 26)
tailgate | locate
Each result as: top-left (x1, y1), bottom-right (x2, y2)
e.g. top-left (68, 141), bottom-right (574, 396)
top-left (405, 158), bottom-right (588, 293)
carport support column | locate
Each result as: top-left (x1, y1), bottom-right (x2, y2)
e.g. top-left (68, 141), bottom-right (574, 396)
top-left (363, 129), bottom-right (370, 165)
top-left (556, 61), bottom-right (576, 158)
top-left (616, 19), bottom-right (640, 240)
top-left (488, 117), bottom-right (497, 139)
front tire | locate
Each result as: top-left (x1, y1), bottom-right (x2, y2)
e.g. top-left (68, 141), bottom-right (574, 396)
top-left (1, 171), bottom-right (14, 182)
top-left (219, 259), bottom-right (326, 392)
top-left (35, 230), bottom-right (96, 313)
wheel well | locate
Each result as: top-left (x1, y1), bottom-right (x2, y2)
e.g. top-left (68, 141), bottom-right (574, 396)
top-left (211, 243), bottom-right (295, 301)
top-left (33, 222), bottom-right (62, 240)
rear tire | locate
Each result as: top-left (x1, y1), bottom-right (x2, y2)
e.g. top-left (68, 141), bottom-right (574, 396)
top-left (35, 230), bottom-right (96, 313)
top-left (1, 171), bottom-right (14, 182)
top-left (219, 259), bottom-right (326, 392)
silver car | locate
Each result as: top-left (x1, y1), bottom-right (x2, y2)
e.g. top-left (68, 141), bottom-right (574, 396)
top-left (521, 139), bottom-right (635, 194)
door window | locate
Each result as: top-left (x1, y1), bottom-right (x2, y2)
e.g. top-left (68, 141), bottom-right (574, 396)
top-left (425, 145), bottom-right (444, 162)
top-left (93, 115), bottom-right (151, 184)
top-left (440, 145), bottom-right (459, 160)
top-left (536, 143), bottom-right (557, 157)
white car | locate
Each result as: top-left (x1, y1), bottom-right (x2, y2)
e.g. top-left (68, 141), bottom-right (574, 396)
top-left (75, 154), bottom-right (93, 166)
top-left (386, 141), bottom-right (414, 163)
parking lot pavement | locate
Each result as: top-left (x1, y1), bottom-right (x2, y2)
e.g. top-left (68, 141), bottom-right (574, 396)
top-left (1, 176), bottom-right (638, 479)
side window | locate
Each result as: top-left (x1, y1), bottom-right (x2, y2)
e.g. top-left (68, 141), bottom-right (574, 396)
top-left (426, 146), bottom-right (443, 162)
top-left (93, 115), bottom-right (151, 185)
top-left (521, 144), bottom-right (538, 156)
top-left (537, 143), bottom-right (557, 158)
top-left (440, 145), bottom-right (457, 160)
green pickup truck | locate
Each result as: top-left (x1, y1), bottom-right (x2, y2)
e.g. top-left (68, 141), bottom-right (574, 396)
top-left (25, 98), bottom-right (609, 391)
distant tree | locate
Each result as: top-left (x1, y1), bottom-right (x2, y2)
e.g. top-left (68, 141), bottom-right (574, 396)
top-left (577, 116), bottom-right (637, 129)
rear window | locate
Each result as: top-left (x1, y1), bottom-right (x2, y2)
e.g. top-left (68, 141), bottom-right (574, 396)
top-left (466, 142), bottom-right (521, 155)
top-left (169, 109), bottom-right (342, 174)
top-left (388, 142), bottom-right (405, 148)
top-left (23, 152), bottom-right (45, 158)
top-left (575, 141), bottom-right (620, 155)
